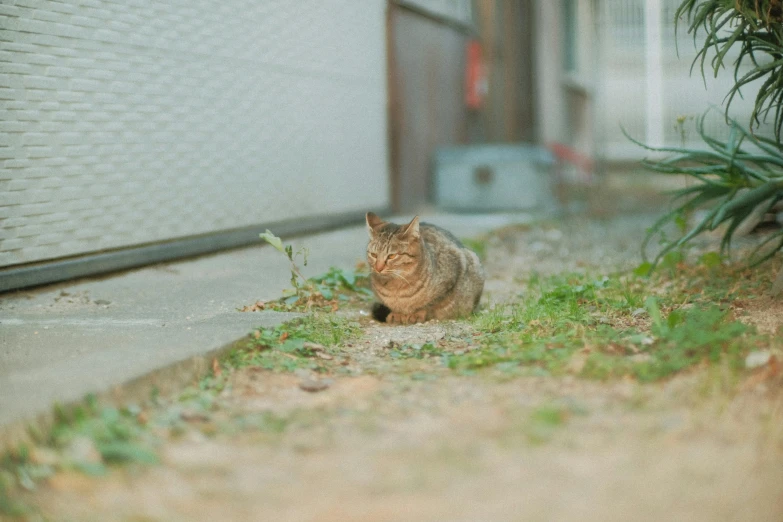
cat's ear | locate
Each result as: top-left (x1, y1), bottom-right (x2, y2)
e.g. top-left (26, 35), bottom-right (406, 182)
top-left (400, 215), bottom-right (420, 239)
top-left (366, 212), bottom-right (384, 235)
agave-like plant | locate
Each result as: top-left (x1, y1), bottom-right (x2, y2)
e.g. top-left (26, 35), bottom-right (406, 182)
top-left (632, 1), bottom-right (783, 293)
top-left (626, 112), bottom-right (783, 268)
top-left (676, 0), bottom-right (783, 141)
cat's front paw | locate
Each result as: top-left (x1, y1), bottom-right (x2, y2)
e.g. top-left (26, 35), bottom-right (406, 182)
top-left (387, 310), bottom-right (427, 325)
top-left (408, 309), bottom-right (428, 324)
top-left (386, 312), bottom-right (406, 325)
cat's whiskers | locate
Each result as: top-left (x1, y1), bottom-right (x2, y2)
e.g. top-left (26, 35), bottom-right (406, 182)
top-left (388, 269), bottom-right (411, 286)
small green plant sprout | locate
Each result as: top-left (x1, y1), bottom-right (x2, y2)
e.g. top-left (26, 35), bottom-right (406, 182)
top-left (259, 229), bottom-right (310, 295)
top-left (258, 230), bottom-right (371, 311)
top-left (674, 114), bottom-right (695, 146)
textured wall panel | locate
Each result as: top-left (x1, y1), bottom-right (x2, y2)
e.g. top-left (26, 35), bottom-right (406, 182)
top-left (0, 0), bottom-right (389, 268)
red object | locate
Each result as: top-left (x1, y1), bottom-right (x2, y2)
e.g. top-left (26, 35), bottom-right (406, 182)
top-left (548, 142), bottom-right (594, 177)
top-left (465, 40), bottom-right (487, 109)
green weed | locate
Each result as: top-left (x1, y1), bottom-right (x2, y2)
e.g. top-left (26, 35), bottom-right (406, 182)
top-left (309, 266), bottom-right (373, 300)
top-left (257, 230), bottom-right (372, 312)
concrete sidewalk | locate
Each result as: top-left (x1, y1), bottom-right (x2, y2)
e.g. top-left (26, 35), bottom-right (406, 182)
top-left (0, 212), bottom-right (530, 439)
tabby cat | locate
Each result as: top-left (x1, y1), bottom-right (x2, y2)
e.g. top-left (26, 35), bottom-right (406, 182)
top-left (365, 212), bottom-right (485, 324)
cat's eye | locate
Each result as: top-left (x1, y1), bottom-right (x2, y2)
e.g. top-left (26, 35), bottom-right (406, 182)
top-left (387, 253), bottom-right (397, 260)
top-left (368, 252), bottom-right (376, 258)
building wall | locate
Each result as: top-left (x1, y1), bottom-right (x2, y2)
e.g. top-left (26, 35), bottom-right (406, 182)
top-left (534, 0), bottom-right (777, 166)
top-left (597, 0), bottom-right (777, 160)
top-left (474, 0), bottom-right (536, 144)
top-left (0, 0), bottom-right (388, 269)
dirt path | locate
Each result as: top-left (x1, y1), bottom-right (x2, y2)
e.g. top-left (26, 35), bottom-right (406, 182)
top-left (15, 215), bottom-right (783, 522)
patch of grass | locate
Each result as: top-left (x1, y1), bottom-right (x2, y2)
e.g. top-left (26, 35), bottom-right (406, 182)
top-left (225, 313), bottom-right (361, 373)
top-left (625, 300), bottom-right (745, 381)
top-left (0, 394), bottom-right (158, 518)
top-left (455, 273), bottom-right (635, 375)
top-left (388, 342), bottom-right (444, 360)
top-left (452, 264), bottom-right (769, 382)
top-left (50, 401), bottom-right (158, 468)
top-left (582, 304), bottom-right (751, 381)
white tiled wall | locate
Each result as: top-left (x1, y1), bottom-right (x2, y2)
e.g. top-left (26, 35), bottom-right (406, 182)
top-left (0, 0), bottom-right (389, 268)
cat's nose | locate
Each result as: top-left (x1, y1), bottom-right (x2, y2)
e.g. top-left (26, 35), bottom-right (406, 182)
top-left (374, 259), bottom-right (386, 272)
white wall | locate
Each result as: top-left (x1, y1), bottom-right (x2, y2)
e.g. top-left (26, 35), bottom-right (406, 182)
top-left (0, 0), bottom-right (389, 268)
top-left (597, 0), bottom-right (776, 160)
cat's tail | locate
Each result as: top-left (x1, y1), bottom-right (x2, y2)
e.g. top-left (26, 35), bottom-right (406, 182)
top-left (371, 302), bottom-right (391, 323)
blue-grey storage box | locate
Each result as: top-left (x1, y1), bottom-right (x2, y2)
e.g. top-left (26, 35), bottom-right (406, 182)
top-left (434, 144), bottom-right (555, 211)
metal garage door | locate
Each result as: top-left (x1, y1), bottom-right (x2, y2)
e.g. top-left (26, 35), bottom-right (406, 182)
top-left (0, 0), bottom-right (389, 290)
